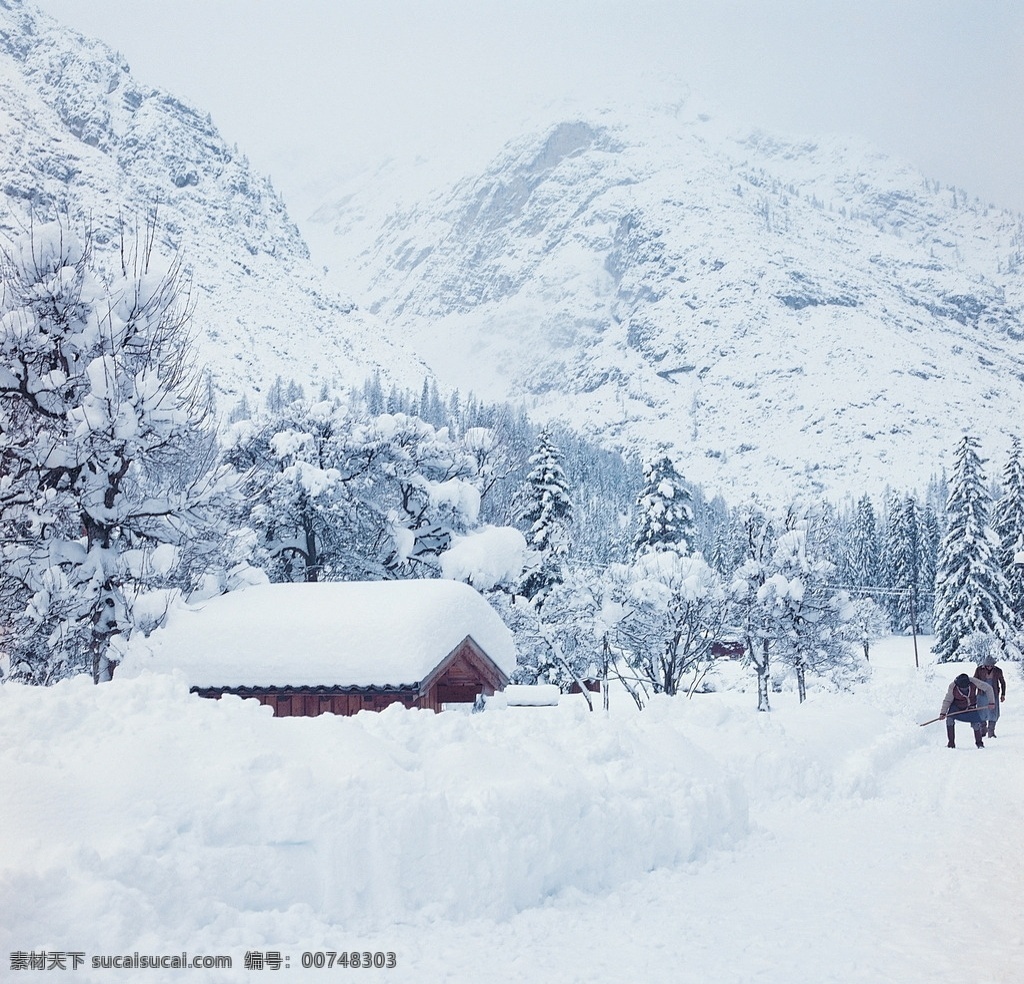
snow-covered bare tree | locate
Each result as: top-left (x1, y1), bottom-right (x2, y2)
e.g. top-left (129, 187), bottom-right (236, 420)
top-left (730, 505), bottom-right (778, 712)
top-left (505, 570), bottom-right (604, 705)
top-left (222, 397), bottom-right (351, 582)
top-left (226, 396), bottom-right (500, 584)
top-left (760, 519), bottom-right (855, 702)
top-left (838, 597), bottom-right (890, 662)
top-left (0, 218), bottom-right (229, 684)
top-left (344, 411), bottom-right (488, 577)
top-left (609, 550), bottom-right (728, 698)
top-left (933, 436), bottom-right (1015, 662)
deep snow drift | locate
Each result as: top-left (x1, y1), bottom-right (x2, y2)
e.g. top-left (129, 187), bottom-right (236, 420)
top-left (2, 638), bottom-right (1022, 983)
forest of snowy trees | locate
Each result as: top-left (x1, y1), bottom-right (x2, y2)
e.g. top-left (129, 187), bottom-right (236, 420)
top-left (3, 222), bottom-right (1024, 703)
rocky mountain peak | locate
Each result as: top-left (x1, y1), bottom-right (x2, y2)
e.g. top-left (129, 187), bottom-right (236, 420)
top-left (304, 103), bottom-right (1024, 500)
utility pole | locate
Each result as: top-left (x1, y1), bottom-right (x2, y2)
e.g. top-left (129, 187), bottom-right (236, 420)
top-left (909, 586), bottom-right (920, 669)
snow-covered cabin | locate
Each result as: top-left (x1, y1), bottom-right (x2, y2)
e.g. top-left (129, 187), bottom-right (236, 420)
top-left (128, 580), bottom-right (516, 716)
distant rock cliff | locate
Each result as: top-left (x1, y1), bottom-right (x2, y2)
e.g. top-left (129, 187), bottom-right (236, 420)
top-left (0, 0), bottom-right (426, 408)
top-left (304, 101), bottom-right (1024, 499)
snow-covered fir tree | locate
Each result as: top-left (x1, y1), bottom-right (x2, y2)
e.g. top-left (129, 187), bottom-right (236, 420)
top-left (847, 494), bottom-right (881, 590)
top-left (893, 494), bottom-right (923, 634)
top-left (993, 437), bottom-right (1024, 642)
top-left (560, 436), bottom-right (639, 567)
top-left (0, 220), bottom-right (229, 684)
top-left (917, 502), bottom-right (941, 634)
top-left (879, 491), bottom-right (905, 629)
top-left (631, 455), bottom-right (695, 557)
top-left (690, 492), bottom-right (735, 574)
top-left (933, 436), bottom-right (1016, 661)
top-left (515, 430), bottom-right (573, 605)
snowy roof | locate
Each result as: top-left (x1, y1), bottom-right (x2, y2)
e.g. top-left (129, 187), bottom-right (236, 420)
top-left (126, 580), bottom-right (516, 689)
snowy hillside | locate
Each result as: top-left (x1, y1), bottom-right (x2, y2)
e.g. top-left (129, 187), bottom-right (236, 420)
top-left (2, 637), bottom-right (1022, 983)
top-left (305, 100), bottom-right (1024, 501)
top-left (0, 0), bottom-right (427, 407)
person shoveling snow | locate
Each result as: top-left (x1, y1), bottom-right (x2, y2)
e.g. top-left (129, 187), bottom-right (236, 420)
top-left (938, 673), bottom-right (995, 748)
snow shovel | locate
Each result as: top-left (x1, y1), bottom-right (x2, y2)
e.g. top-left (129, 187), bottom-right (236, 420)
top-left (918, 707), bottom-right (984, 727)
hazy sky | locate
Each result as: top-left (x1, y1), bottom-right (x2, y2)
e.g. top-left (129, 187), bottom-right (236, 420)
top-left (33, 0), bottom-right (1024, 213)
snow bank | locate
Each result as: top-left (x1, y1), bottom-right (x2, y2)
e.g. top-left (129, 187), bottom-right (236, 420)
top-left (492, 683), bottom-right (561, 706)
top-left (0, 672), bottom-right (747, 949)
top-left (5, 636), bottom-right (1020, 984)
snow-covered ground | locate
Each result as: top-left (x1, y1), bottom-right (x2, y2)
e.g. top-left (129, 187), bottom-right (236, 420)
top-left (2, 637), bottom-right (1021, 983)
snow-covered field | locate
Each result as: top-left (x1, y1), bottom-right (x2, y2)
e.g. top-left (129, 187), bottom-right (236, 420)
top-left (2, 637), bottom-right (1022, 983)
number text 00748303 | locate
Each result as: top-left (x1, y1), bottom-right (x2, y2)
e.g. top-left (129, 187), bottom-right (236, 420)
top-left (301, 952), bottom-right (397, 969)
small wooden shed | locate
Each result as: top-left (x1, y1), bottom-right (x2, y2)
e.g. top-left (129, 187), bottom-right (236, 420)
top-left (130, 580), bottom-right (516, 716)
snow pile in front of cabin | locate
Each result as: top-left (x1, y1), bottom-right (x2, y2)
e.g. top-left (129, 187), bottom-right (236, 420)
top-left (0, 673), bottom-right (745, 933)
top-left (118, 579), bottom-right (516, 687)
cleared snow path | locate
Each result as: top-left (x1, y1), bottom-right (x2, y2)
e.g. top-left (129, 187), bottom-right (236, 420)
top-left (398, 736), bottom-right (1024, 984)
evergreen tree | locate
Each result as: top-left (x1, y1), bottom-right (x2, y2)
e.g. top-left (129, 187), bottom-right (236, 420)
top-left (847, 494), bottom-right (881, 589)
top-left (893, 495), bottom-right (923, 634)
top-left (363, 372), bottom-right (384, 415)
top-left (631, 455), bottom-right (695, 557)
top-left (918, 503), bottom-right (941, 633)
top-left (515, 431), bottom-right (573, 605)
top-left (879, 491), bottom-right (905, 627)
top-left (933, 436), bottom-right (1015, 661)
top-left (692, 493), bottom-right (735, 574)
top-left (227, 393), bottom-right (251, 424)
top-left (994, 437), bottom-right (1024, 639)
top-left (418, 377), bottom-right (431, 421)
top-left (560, 433), bottom-right (639, 566)
top-left (265, 375), bottom-right (287, 413)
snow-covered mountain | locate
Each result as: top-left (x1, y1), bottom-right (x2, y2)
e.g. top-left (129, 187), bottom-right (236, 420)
top-left (0, 0), bottom-right (426, 409)
top-left (304, 100), bottom-right (1024, 501)
top-left (8, 0), bottom-right (1023, 502)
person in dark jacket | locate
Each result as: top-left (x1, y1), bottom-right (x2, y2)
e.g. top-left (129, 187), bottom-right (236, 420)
top-left (974, 654), bottom-right (1007, 737)
top-left (939, 673), bottom-right (995, 748)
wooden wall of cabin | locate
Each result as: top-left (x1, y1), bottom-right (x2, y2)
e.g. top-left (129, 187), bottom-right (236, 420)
top-left (251, 691), bottom-right (418, 717)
